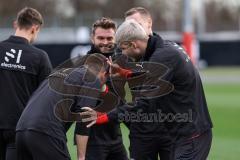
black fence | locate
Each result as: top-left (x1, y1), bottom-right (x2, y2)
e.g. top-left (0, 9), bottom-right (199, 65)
top-left (35, 40), bottom-right (240, 68)
top-left (36, 43), bottom-right (90, 68)
top-left (200, 41), bottom-right (240, 66)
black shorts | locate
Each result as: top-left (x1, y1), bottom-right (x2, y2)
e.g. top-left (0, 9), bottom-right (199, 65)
top-left (130, 135), bottom-right (173, 160)
top-left (173, 129), bottom-right (212, 160)
top-left (0, 129), bottom-right (17, 160)
top-left (16, 130), bottom-right (70, 160)
top-left (85, 143), bottom-right (128, 160)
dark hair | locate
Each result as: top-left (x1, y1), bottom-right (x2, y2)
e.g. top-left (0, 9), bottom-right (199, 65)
top-left (16, 7), bottom-right (43, 29)
top-left (124, 7), bottom-right (152, 19)
top-left (84, 54), bottom-right (109, 74)
top-left (92, 17), bottom-right (116, 35)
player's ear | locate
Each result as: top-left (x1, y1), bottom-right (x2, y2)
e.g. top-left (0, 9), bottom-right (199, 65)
top-left (31, 28), bottom-right (34, 35)
top-left (131, 42), bottom-right (137, 49)
top-left (30, 26), bottom-right (35, 34)
top-left (31, 25), bottom-right (39, 34)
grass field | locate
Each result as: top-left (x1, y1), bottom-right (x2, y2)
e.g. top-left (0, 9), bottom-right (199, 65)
top-left (67, 67), bottom-right (240, 160)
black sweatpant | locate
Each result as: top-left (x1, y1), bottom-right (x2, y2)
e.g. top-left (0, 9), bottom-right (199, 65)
top-left (16, 130), bottom-right (70, 160)
top-left (173, 130), bottom-right (212, 160)
top-left (0, 130), bottom-right (17, 160)
top-left (85, 143), bottom-right (128, 160)
top-left (130, 135), bottom-right (173, 160)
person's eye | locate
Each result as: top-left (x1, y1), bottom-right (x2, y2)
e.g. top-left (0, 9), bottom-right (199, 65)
top-left (107, 37), bottom-right (113, 41)
top-left (97, 37), bottom-right (104, 40)
top-left (121, 48), bottom-right (126, 51)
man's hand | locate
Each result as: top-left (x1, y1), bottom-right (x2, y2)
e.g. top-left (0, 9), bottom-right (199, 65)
top-left (80, 107), bottom-right (97, 128)
top-left (106, 56), bottom-right (121, 77)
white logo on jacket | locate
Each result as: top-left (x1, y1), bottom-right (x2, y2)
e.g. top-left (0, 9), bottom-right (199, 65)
top-left (1, 49), bottom-right (26, 70)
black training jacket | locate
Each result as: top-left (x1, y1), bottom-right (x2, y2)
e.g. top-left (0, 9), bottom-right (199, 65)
top-left (108, 35), bottom-right (213, 141)
top-left (0, 36), bottom-right (52, 129)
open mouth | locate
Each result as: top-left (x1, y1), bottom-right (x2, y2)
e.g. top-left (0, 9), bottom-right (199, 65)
top-left (99, 43), bottom-right (115, 50)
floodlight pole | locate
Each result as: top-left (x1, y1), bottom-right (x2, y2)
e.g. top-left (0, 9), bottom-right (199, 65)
top-left (182, 0), bottom-right (198, 65)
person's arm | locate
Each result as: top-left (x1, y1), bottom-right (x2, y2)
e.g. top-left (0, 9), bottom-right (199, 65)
top-left (107, 56), bottom-right (133, 78)
top-left (73, 101), bottom-right (98, 159)
top-left (76, 134), bottom-right (89, 160)
top-left (38, 51), bottom-right (52, 84)
top-left (74, 111), bottom-right (92, 160)
top-left (81, 100), bottom-right (148, 127)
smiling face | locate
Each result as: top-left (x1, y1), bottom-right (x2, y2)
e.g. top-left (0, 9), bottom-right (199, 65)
top-left (91, 27), bottom-right (115, 54)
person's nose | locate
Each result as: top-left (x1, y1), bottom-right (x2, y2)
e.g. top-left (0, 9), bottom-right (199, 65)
top-left (102, 39), bottom-right (108, 45)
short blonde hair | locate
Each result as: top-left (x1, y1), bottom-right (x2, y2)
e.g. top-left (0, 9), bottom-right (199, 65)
top-left (115, 19), bottom-right (148, 46)
top-left (125, 7), bottom-right (152, 20)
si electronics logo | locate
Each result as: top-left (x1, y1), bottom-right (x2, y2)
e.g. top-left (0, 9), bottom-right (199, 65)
top-left (1, 49), bottom-right (26, 70)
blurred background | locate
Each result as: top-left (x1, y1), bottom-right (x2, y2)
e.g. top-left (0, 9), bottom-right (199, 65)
top-left (1, 0), bottom-right (240, 67)
top-left (1, 0), bottom-right (240, 159)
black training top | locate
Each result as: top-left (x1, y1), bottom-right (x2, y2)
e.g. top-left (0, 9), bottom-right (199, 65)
top-left (16, 67), bottom-right (101, 142)
top-left (108, 35), bottom-right (213, 141)
top-left (0, 36), bottom-right (52, 130)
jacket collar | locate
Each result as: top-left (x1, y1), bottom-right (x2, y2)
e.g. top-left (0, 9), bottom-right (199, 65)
top-left (141, 34), bottom-right (164, 61)
top-left (7, 35), bottom-right (29, 44)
